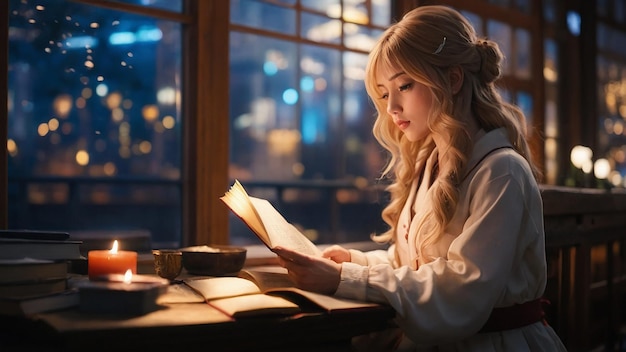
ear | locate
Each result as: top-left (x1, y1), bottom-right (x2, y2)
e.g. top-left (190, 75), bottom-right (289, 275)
top-left (449, 66), bottom-right (464, 94)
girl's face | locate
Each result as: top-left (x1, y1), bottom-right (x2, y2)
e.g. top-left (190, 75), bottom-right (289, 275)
top-left (375, 65), bottom-right (433, 142)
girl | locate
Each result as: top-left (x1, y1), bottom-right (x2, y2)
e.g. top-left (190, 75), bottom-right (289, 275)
top-left (274, 5), bottom-right (567, 351)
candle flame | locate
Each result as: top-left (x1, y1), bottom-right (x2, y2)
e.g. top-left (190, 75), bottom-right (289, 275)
top-left (123, 269), bottom-right (133, 284)
top-left (109, 240), bottom-right (119, 254)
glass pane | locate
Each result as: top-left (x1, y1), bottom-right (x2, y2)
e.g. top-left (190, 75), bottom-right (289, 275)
top-left (487, 20), bottom-right (511, 74)
top-left (343, 51), bottom-right (383, 180)
top-left (597, 55), bottom-right (626, 186)
top-left (516, 91), bottom-right (533, 126)
top-left (230, 0), bottom-right (296, 34)
top-left (300, 44), bottom-right (342, 178)
top-left (544, 137), bottom-right (558, 185)
top-left (543, 30), bottom-right (558, 186)
top-left (112, 0), bottom-right (182, 12)
top-left (343, 0), bottom-right (368, 25)
top-left (616, 0), bottom-right (626, 24)
top-left (514, 28), bottom-right (531, 79)
top-left (488, 0), bottom-right (511, 7)
top-left (543, 0), bottom-right (556, 23)
top-left (599, 24), bottom-right (626, 63)
top-left (229, 32), bottom-right (298, 181)
top-left (545, 96), bottom-right (558, 138)
top-left (300, 45), bottom-right (341, 148)
top-left (301, 12), bottom-right (341, 44)
top-left (344, 24), bottom-right (381, 52)
top-left (229, 0), bottom-right (391, 244)
top-left (514, 0), bottom-right (532, 14)
top-left (372, 0), bottom-right (392, 27)
top-left (302, 0), bottom-right (340, 16)
top-left (544, 39), bottom-right (558, 83)
top-left (499, 88), bottom-right (512, 103)
top-left (461, 11), bottom-right (483, 37)
top-left (567, 11), bottom-right (581, 36)
top-left (597, 0), bottom-right (609, 18)
top-left (8, 0), bottom-right (182, 247)
top-left (597, 23), bottom-right (608, 51)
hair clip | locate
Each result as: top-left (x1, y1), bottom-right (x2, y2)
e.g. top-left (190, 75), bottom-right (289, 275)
top-left (433, 36), bottom-right (446, 54)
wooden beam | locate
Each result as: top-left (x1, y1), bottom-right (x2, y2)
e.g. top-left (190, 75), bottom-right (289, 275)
top-left (182, 0), bottom-right (230, 246)
top-left (0, 1), bottom-right (8, 229)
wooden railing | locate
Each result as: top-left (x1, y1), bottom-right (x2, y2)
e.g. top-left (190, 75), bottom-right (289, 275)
top-left (9, 176), bottom-right (626, 350)
top-left (542, 185), bottom-right (626, 351)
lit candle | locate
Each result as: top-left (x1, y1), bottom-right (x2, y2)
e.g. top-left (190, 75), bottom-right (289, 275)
top-left (79, 269), bottom-right (169, 315)
top-left (88, 240), bottom-right (138, 280)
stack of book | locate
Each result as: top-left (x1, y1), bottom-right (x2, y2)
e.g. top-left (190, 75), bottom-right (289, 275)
top-left (0, 230), bottom-right (84, 316)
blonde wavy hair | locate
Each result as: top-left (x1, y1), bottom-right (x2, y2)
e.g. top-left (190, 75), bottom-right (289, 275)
top-left (365, 5), bottom-right (538, 263)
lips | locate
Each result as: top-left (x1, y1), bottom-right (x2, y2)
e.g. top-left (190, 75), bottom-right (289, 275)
top-left (395, 119), bottom-right (410, 130)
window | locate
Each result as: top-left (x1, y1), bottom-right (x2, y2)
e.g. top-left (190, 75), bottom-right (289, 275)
top-left (596, 1), bottom-right (626, 187)
top-left (542, 0), bottom-right (560, 185)
top-left (228, 0), bottom-right (392, 245)
top-left (8, 0), bottom-right (185, 248)
top-left (434, 0), bottom-right (544, 176)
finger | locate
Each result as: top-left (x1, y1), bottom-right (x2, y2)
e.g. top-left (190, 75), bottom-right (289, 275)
top-left (273, 247), bottom-right (304, 263)
top-left (276, 256), bottom-right (288, 267)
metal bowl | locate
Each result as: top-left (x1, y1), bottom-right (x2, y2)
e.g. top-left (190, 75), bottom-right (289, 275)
top-left (180, 245), bottom-right (247, 276)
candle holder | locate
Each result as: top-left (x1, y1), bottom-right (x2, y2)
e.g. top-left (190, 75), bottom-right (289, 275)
top-left (152, 249), bottom-right (183, 281)
top-left (78, 273), bottom-right (168, 315)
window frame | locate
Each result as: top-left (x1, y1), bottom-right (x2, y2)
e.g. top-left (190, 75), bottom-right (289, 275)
top-left (1, 2), bottom-right (7, 229)
top-left (5, 0), bottom-right (600, 243)
top-left (0, 0), bottom-right (231, 246)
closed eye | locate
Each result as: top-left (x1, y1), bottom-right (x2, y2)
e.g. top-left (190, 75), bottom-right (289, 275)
top-left (399, 83), bottom-right (412, 92)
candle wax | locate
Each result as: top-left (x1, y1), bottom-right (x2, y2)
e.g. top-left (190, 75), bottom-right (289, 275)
top-left (88, 250), bottom-right (137, 280)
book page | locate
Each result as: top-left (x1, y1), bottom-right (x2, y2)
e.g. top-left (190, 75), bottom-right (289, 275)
top-left (266, 287), bottom-right (380, 313)
top-left (220, 181), bottom-right (270, 246)
top-left (208, 293), bottom-right (300, 318)
top-left (180, 276), bottom-right (301, 318)
top-left (248, 197), bottom-right (321, 256)
top-left (184, 277), bottom-right (261, 301)
top-left (238, 268), bottom-right (380, 312)
top-left (238, 268), bottom-right (295, 292)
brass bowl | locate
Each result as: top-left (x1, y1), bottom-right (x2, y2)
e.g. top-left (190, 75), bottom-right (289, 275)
top-left (152, 249), bottom-right (183, 280)
top-left (180, 245), bottom-right (247, 276)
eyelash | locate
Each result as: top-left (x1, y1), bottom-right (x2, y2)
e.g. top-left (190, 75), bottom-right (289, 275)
top-left (379, 83), bottom-right (413, 100)
top-left (399, 83), bottom-right (412, 91)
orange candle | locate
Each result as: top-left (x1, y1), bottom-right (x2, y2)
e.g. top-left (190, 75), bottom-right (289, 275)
top-left (88, 240), bottom-right (138, 280)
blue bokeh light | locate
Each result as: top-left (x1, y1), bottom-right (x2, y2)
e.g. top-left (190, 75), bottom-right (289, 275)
top-left (263, 61), bottom-right (278, 75)
top-left (567, 11), bottom-right (580, 36)
top-left (300, 76), bottom-right (315, 92)
top-left (282, 88), bottom-right (299, 105)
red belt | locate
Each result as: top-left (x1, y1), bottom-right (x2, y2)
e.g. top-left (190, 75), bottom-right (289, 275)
top-left (479, 298), bottom-right (547, 333)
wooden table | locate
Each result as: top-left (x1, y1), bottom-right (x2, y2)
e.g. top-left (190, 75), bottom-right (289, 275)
top-left (0, 291), bottom-right (395, 351)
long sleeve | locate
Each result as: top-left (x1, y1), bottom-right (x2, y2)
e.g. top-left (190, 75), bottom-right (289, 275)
top-left (334, 134), bottom-right (548, 347)
top-left (348, 248), bottom-right (393, 266)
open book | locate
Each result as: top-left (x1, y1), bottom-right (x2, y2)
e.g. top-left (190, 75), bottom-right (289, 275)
top-left (158, 267), bottom-right (379, 319)
top-left (220, 180), bottom-right (321, 257)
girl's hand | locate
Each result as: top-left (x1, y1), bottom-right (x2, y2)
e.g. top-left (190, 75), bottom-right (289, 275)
top-left (322, 245), bottom-right (351, 263)
top-left (273, 246), bottom-right (341, 295)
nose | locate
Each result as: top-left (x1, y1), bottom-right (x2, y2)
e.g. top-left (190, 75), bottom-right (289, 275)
top-left (386, 94), bottom-right (401, 116)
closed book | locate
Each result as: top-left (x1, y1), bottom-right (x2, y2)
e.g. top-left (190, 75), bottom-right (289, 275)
top-left (0, 237), bottom-right (83, 261)
top-left (0, 289), bottom-right (79, 316)
top-left (0, 230), bottom-right (69, 241)
top-left (0, 278), bottom-right (67, 298)
top-left (0, 258), bottom-right (68, 284)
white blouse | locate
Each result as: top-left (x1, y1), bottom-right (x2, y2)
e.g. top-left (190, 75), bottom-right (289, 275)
top-left (335, 128), bottom-right (566, 351)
